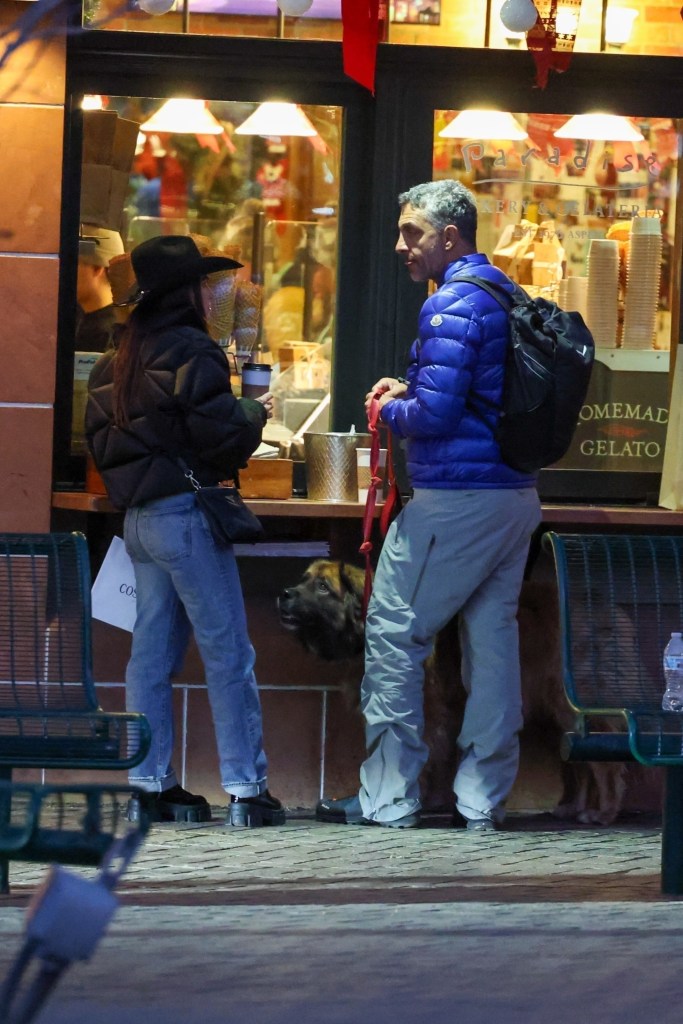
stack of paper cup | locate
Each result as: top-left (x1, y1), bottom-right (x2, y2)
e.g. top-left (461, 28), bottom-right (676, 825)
top-left (356, 447), bottom-right (387, 504)
top-left (558, 275), bottom-right (588, 321)
top-left (586, 239), bottom-right (619, 346)
top-left (622, 214), bottom-right (662, 349)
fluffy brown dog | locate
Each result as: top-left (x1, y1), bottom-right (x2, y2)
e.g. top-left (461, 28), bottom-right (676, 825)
top-left (278, 559), bottom-right (627, 824)
top-left (278, 560), bottom-right (365, 663)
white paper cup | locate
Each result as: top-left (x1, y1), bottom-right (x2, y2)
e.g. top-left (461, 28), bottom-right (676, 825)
top-left (631, 214), bottom-right (662, 235)
top-left (588, 238), bottom-right (619, 256)
top-left (357, 447), bottom-right (387, 503)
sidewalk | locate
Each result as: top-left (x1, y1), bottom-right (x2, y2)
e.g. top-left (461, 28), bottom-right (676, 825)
top-left (1, 810), bottom-right (681, 1024)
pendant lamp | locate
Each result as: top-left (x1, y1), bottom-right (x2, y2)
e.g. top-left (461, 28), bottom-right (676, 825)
top-left (140, 99), bottom-right (224, 135)
top-left (439, 109), bottom-right (527, 141)
top-left (234, 102), bottom-right (317, 138)
top-left (553, 113), bottom-right (644, 142)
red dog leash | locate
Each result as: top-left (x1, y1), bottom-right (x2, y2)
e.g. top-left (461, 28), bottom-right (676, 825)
top-left (359, 395), bottom-right (402, 620)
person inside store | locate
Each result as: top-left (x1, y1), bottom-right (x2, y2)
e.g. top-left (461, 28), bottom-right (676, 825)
top-left (316, 179), bottom-right (541, 832)
top-left (85, 234), bottom-right (285, 829)
top-left (76, 225), bottom-right (125, 353)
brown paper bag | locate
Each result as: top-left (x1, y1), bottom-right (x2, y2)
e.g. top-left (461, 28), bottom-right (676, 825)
top-left (492, 220), bottom-right (537, 285)
top-left (81, 110), bottom-right (140, 230)
top-left (532, 221), bottom-right (566, 290)
top-left (658, 349), bottom-right (683, 510)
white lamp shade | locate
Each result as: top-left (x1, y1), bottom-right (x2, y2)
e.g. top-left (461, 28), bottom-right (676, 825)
top-left (605, 7), bottom-right (638, 46)
top-left (140, 99), bottom-right (224, 135)
top-left (439, 109), bottom-right (527, 141)
top-left (277, 0), bottom-right (314, 13)
top-left (234, 102), bottom-right (317, 138)
top-left (137, 0), bottom-right (176, 13)
top-left (554, 113), bottom-right (644, 142)
top-left (555, 6), bottom-right (579, 35)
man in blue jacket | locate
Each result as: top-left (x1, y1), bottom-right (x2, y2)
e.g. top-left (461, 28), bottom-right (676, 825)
top-left (318, 179), bottom-right (541, 831)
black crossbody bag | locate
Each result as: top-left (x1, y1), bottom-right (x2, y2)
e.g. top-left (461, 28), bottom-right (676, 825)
top-left (145, 410), bottom-right (264, 545)
top-left (179, 459), bottom-right (264, 546)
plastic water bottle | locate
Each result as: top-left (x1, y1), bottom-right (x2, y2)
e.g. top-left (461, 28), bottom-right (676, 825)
top-left (662, 632), bottom-right (683, 712)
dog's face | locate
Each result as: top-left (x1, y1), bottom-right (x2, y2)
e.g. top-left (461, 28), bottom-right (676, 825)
top-left (277, 559), bottom-right (365, 662)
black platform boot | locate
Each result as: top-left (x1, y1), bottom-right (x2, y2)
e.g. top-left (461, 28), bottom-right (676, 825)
top-left (227, 790), bottom-right (286, 828)
top-left (127, 784), bottom-right (212, 824)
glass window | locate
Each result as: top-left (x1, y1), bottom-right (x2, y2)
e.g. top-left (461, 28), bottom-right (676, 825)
top-left (85, 0), bottom-right (343, 40)
top-left (433, 109), bottom-right (680, 478)
top-left (72, 95), bottom-right (341, 454)
top-left (84, 0), bottom-right (681, 58)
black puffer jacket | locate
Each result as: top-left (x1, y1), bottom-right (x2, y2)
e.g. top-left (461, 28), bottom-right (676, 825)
top-left (85, 305), bottom-right (266, 510)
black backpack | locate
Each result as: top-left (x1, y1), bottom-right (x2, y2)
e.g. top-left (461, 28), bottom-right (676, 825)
top-left (458, 275), bottom-right (595, 474)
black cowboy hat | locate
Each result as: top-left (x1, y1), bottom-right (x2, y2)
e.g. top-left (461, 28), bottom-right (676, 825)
top-left (127, 234), bottom-right (242, 303)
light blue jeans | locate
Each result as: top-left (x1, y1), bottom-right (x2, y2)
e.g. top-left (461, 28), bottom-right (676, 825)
top-left (123, 491), bottom-right (268, 797)
top-left (358, 487), bottom-right (542, 825)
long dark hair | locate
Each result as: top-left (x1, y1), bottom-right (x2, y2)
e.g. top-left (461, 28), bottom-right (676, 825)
top-left (113, 280), bottom-right (206, 427)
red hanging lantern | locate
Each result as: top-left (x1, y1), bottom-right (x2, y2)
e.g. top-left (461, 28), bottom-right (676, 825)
top-left (526, 0), bottom-right (583, 89)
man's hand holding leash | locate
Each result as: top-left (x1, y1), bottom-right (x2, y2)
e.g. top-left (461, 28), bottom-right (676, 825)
top-left (365, 377), bottom-right (408, 414)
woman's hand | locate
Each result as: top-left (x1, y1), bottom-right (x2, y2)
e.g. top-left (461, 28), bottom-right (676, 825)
top-left (255, 392), bottom-right (274, 419)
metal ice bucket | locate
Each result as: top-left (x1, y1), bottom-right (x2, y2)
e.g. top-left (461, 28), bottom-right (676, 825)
top-left (303, 432), bottom-right (370, 502)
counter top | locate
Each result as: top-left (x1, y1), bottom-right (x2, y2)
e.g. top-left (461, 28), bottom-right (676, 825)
top-left (52, 491), bottom-right (683, 527)
top-left (52, 492), bottom-right (387, 518)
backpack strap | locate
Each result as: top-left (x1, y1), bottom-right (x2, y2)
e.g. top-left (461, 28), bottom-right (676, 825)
top-left (454, 274), bottom-right (515, 422)
top-left (455, 273), bottom-right (520, 309)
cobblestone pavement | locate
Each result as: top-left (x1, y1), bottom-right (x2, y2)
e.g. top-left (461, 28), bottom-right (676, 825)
top-left (1, 811), bottom-right (682, 1024)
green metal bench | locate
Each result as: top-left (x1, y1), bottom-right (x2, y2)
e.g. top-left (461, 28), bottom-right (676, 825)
top-left (0, 532), bottom-right (151, 893)
top-left (543, 532), bottom-right (683, 895)
top-left (0, 781), bottom-right (149, 868)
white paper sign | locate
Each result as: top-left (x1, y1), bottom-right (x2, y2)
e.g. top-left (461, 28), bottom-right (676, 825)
top-left (91, 536), bottom-right (137, 632)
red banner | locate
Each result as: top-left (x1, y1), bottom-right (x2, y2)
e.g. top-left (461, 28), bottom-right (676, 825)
top-left (527, 0), bottom-right (582, 89)
top-left (341, 0), bottom-right (385, 94)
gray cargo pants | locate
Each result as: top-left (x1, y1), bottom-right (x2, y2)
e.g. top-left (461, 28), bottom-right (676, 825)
top-left (358, 486), bottom-right (542, 825)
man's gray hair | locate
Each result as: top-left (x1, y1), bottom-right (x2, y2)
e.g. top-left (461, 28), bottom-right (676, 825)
top-left (398, 180), bottom-right (477, 246)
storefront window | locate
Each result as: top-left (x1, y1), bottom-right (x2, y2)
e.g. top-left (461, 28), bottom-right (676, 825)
top-left (84, 0), bottom-right (343, 41)
top-left (72, 96), bottom-right (341, 454)
top-left (84, 0), bottom-right (681, 58)
top-left (433, 109), bottom-right (680, 478)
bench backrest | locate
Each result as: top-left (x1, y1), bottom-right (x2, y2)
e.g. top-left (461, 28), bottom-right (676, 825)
top-left (0, 533), bottom-right (97, 714)
top-left (543, 533), bottom-right (683, 714)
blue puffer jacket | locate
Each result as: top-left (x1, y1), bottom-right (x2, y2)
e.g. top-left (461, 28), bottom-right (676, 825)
top-left (382, 253), bottom-right (537, 490)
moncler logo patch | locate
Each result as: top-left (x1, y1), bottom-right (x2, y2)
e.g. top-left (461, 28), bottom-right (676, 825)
top-left (430, 314), bottom-right (443, 327)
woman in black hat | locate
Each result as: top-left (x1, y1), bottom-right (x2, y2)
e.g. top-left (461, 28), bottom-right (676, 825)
top-left (86, 235), bottom-right (285, 828)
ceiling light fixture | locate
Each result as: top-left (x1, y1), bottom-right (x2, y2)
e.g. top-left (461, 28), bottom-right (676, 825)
top-left (605, 6), bottom-right (638, 47)
top-left (555, 6), bottom-right (579, 35)
top-left (139, 99), bottom-right (224, 135)
top-left (234, 102), bottom-right (317, 138)
top-left (438, 109), bottom-right (527, 141)
top-left (553, 113), bottom-right (644, 142)
top-left (82, 94), bottom-right (104, 110)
